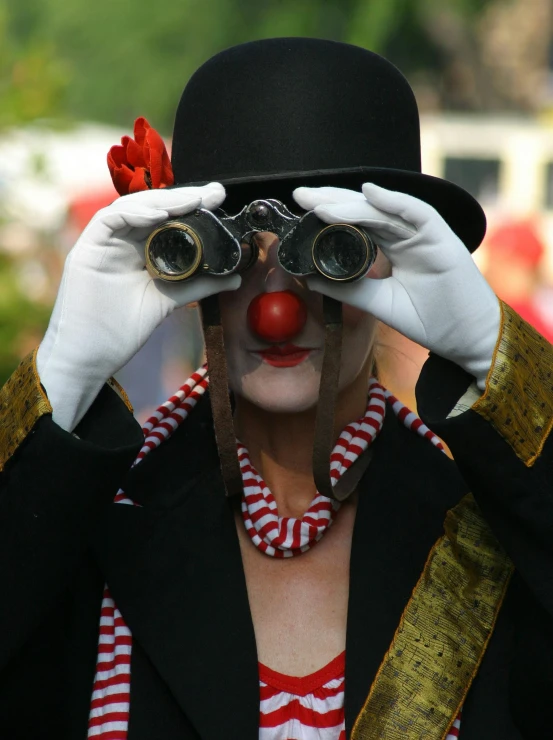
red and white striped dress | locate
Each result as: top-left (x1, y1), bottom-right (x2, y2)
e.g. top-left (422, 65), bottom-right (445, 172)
top-left (259, 653), bottom-right (346, 740)
top-left (258, 653), bottom-right (462, 740)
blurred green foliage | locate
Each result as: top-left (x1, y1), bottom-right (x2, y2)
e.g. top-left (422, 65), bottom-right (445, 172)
top-left (2, 0), bottom-right (494, 133)
top-left (0, 255), bottom-right (50, 384)
top-left (0, 4), bottom-right (70, 127)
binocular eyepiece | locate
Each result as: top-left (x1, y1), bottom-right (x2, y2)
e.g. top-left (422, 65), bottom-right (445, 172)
top-left (145, 199), bottom-right (377, 284)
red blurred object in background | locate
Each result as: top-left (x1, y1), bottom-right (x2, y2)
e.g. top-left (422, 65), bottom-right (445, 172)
top-left (248, 291), bottom-right (307, 343)
top-left (483, 218), bottom-right (553, 343)
top-left (68, 190), bottom-right (117, 231)
top-left (485, 219), bottom-right (544, 267)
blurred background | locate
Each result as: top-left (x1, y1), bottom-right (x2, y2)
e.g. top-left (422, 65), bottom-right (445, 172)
top-left (2, 0), bottom-right (553, 419)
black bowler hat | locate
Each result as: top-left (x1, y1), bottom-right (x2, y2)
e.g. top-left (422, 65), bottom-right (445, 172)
top-left (171, 38), bottom-right (486, 251)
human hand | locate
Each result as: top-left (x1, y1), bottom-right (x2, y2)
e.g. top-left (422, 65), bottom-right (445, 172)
top-left (294, 183), bottom-right (500, 389)
top-left (37, 183), bottom-right (240, 431)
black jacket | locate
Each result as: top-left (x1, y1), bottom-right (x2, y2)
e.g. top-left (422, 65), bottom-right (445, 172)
top-left (0, 354), bottom-right (551, 739)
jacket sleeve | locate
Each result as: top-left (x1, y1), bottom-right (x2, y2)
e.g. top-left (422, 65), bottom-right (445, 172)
top-left (0, 351), bottom-right (143, 668)
top-left (416, 301), bottom-right (553, 617)
top-left (416, 302), bottom-right (553, 736)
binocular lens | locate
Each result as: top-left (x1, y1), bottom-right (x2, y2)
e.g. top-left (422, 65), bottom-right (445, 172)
top-left (144, 205), bottom-right (376, 284)
top-left (146, 225), bottom-right (202, 281)
top-left (313, 225), bottom-right (372, 281)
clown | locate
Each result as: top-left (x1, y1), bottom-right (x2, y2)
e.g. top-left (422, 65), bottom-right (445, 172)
top-left (0, 38), bottom-right (551, 740)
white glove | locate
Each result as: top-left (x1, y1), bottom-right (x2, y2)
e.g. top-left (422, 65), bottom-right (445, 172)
top-left (37, 183), bottom-right (240, 432)
top-left (294, 183), bottom-right (500, 390)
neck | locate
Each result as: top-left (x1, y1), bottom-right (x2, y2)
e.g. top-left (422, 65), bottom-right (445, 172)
top-left (233, 364), bottom-right (372, 518)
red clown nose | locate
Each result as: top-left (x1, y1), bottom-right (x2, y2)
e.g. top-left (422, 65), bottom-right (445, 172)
top-left (248, 291), bottom-right (308, 343)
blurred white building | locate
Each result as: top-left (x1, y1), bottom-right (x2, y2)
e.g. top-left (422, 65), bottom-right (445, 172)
top-left (0, 123), bottom-right (123, 233)
top-left (421, 113), bottom-right (553, 278)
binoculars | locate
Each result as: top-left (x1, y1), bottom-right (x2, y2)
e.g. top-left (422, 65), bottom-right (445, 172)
top-left (145, 199), bottom-right (377, 284)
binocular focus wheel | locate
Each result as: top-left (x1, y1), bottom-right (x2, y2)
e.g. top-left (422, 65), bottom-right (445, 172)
top-left (145, 222), bottom-right (204, 281)
top-left (311, 224), bottom-right (374, 282)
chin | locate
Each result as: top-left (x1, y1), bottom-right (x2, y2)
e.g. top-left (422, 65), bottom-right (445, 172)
top-left (231, 361), bottom-right (322, 414)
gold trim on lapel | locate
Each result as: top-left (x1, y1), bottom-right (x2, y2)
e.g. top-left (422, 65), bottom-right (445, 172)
top-left (473, 301), bottom-right (553, 466)
top-left (351, 494), bottom-right (513, 740)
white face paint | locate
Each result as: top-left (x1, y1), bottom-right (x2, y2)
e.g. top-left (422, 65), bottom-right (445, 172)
top-left (218, 232), bottom-right (389, 414)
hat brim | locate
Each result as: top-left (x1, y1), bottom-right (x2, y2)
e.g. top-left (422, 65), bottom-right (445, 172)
top-left (179, 167), bottom-right (486, 252)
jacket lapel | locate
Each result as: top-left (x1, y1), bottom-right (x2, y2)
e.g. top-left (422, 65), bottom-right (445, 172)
top-left (93, 395), bottom-right (259, 740)
top-left (344, 407), bottom-right (470, 736)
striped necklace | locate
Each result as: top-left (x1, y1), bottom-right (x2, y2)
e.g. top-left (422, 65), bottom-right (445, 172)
top-left (239, 377), bottom-right (389, 557)
top-left (88, 366), bottom-right (445, 739)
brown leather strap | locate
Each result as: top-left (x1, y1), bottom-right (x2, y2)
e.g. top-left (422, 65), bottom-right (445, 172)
top-left (312, 296), bottom-right (373, 502)
top-left (312, 296), bottom-right (342, 499)
top-left (200, 295), bottom-right (243, 497)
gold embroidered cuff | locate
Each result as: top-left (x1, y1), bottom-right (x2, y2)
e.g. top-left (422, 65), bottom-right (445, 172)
top-left (472, 301), bottom-right (553, 466)
top-left (351, 495), bottom-right (512, 740)
top-left (0, 356), bottom-right (133, 472)
top-left (0, 350), bottom-right (52, 472)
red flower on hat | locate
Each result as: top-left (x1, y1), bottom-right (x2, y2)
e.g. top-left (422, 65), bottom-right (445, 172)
top-left (107, 117), bottom-right (174, 195)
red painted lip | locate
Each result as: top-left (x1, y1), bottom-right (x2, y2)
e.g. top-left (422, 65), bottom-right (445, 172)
top-left (256, 344), bottom-right (314, 367)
